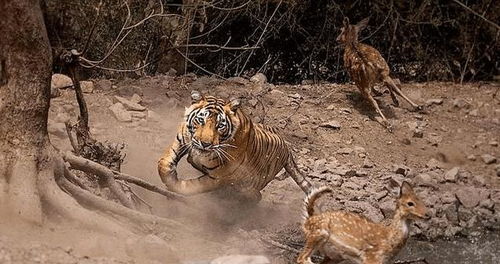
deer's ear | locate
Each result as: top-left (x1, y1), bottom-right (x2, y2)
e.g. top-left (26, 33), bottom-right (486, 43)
top-left (343, 17), bottom-right (350, 27)
top-left (400, 181), bottom-right (414, 197)
top-left (191, 90), bottom-right (203, 103)
top-left (356, 17), bottom-right (369, 30)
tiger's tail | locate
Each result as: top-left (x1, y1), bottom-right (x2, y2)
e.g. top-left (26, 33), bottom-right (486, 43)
top-left (284, 154), bottom-right (312, 193)
top-left (303, 187), bottom-right (333, 220)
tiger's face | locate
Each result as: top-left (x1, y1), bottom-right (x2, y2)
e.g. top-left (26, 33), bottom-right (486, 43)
top-left (184, 91), bottom-right (241, 152)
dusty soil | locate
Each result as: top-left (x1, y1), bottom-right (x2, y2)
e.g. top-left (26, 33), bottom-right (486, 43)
top-left (1, 75), bottom-right (499, 263)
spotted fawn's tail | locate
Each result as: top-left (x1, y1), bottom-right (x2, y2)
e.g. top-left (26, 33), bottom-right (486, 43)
top-left (303, 187), bottom-right (333, 219)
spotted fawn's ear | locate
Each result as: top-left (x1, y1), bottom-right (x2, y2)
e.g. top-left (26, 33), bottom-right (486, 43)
top-left (227, 97), bottom-right (241, 113)
top-left (191, 90), bottom-right (203, 103)
top-left (400, 181), bottom-right (414, 197)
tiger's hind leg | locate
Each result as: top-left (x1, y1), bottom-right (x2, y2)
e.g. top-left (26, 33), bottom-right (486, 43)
top-left (284, 155), bottom-right (312, 193)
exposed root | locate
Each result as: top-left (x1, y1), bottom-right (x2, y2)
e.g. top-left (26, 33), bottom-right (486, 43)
top-left (63, 151), bottom-right (185, 202)
top-left (63, 152), bottom-right (135, 209)
top-left (57, 175), bottom-right (189, 235)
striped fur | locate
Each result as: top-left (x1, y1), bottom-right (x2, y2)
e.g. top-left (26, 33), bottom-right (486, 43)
top-left (158, 91), bottom-right (312, 201)
top-left (303, 186), bottom-right (333, 221)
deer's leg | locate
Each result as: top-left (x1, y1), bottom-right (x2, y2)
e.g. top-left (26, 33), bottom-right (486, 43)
top-left (384, 77), bottom-right (421, 110)
top-left (297, 232), bottom-right (325, 264)
top-left (361, 89), bottom-right (391, 130)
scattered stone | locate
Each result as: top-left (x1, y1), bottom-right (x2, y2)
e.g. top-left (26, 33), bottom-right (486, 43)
top-left (326, 104), bottom-right (335, 110)
top-left (248, 99), bottom-right (258, 107)
top-left (355, 170), bottom-right (369, 177)
top-left (495, 164), bottom-right (500, 177)
top-left (393, 164), bottom-right (410, 175)
top-left (288, 93), bottom-right (303, 100)
top-left (425, 98), bottom-right (443, 106)
top-left (94, 79), bottom-right (113, 91)
top-left (467, 154), bottom-right (476, 161)
top-left (455, 187), bottom-right (485, 208)
top-left (468, 109), bottom-right (479, 116)
top-left (319, 120), bottom-right (341, 129)
top-left (250, 73), bottom-right (267, 84)
top-left (109, 103), bottom-right (132, 122)
top-left (80, 80), bottom-right (94, 93)
top-left (472, 174), bottom-right (486, 186)
top-left (489, 141), bottom-right (498, 147)
top-left (379, 199), bottom-right (396, 218)
top-left (406, 121), bottom-right (418, 131)
top-left (131, 111), bottom-right (147, 119)
top-left (211, 255), bottom-right (270, 264)
top-left (337, 147), bottom-right (353, 155)
top-left (402, 138), bottom-right (411, 145)
top-left (426, 158), bottom-right (442, 169)
top-left (452, 98), bottom-right (470, 109)
top-left (441, 192), bottom-right (457, 204)
top-left (362, 158), bottom-right (375, 168)
top-left (167, 68), bottom-right (178, 76)
top-left (339, 108), bottom-right (352, 114)
top-left (414, 173), bottom-right (435, 187)
top-left (443, 204), bottom-right (459, 224)
top-left (374, 190), bottom-right (388, 201)
top-left (51, 73), bottom-right (73, 89)
top-left (114, 96), bottom-right (146, 111)
top-left (427, 133), bottom-right (442, 146)
top-left (481, 154), bottom-right (497, 164)
top-left (412, 128), bottom-right (423, 138)
top-left (444, 167), bottom-right (459, 182)
top-left (130, 93), bottom-right (142, 104)
top-left (313, 158), bottom-right (327, 173)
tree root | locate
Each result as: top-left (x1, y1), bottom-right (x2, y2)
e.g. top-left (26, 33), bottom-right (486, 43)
top-left (62, 151), bottom-right (135, 209)
top-left (63, 151), bottom-right (185, 202)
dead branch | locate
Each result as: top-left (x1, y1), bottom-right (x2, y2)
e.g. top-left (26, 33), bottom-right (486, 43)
top-left (112, 171), bottom-right (186, 202)
top-left (452, 0), bottom-right (500, 30)
top-left (63, 152), bottom-right (136, 209)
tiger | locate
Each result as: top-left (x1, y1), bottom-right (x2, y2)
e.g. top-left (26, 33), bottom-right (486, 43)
top-left (157, 91), bottom-right (312, 203)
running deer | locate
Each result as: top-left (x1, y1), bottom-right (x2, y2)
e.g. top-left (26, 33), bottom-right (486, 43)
top-left (297, 182), bottom-right (430, 264)
top-left (337, 17), bottom-right (422, 131)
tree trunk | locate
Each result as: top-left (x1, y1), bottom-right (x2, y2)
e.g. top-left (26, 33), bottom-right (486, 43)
top-left (0, 0), bottom-right (53, 223)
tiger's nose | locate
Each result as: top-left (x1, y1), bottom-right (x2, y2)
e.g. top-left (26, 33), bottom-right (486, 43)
top-left (200, 141), bottom-right (212, 148)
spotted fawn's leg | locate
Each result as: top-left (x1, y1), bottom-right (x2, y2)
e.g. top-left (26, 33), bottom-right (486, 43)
top-left (297, 232), bottom-right (325, 264)
top-left (361, 89), bottom-right (391, 130)
top-left (384, 77), bottom-right (421, 109)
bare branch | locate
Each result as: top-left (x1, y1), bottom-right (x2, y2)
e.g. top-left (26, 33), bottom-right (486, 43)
top-left (452, 0), bottom-right (500, 31)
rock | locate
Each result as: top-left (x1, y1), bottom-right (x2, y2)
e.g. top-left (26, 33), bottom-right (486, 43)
top-left (362, 158), bottom-right (375, 168)
top-left (131, 111), bottom-right (147, 119)
top-left (339, 108), bottom-right (352, 114)
top-left (80, 80), bottom-right (94, 93)
top-left (130, 93), bottom-right (142, 104)
top-left (444, 167), bottom-right (459, 182)
top-left (250, 73), bottom-right (267, 84)
top-left (48, 122), bottom-right (67, 138)
top-left (313, 158), bottom-right (327, 173)
top-left (468, 109), bottom-right (479, 116)
top-left (337, 147), bottom-right (353, 155)
top-left (443, 204), bottom-right (459, 224)
top-left (412, 128), bottom-right (423, 138)
top-left (467, 154), bottom-right (476, 161)
top-left (248, 99), bottom-right (258, 107)
top-left (426, 158), bottom-right (442, 169)
top-left (379, 199), bottom-right (396, 217)
top-left (51, 73), bottom-right (73, 89)
top-left (480, 154), bottom-right (497, 164)
top-left (109, 103), bottom-right (132, 122)
top-left (489, 141), bottom-right (499, 147)
top-left (355, 170), bottom-right (369, 177)
top-left (495, 164), bottom-right (500, 177)
top-left (472, 174), bottom-right (486, 186)
top-left (452, 98), bottom-right (470, 109)
top-left (114, 96), bottom-right (146, 111)
top-left (288, 93), bottom-right (303, 100)
top-left (319, 120), bottom-right (341, 129)
top-left (211, 255), bottom-right (270, 264)
top-left (401, 138), bottom-right (411, 145)
top-left (126, 234), bottom-right (179, 263)
top-left (414, 173), bottom-right (435, 187)
top-left (455, 187), bottom-right (489, 208)
top-left (94, 79), bottom-right (112, 91)
top-left (427, 133), bottom-right (442, 146)
top-left (426, 98), bottom-right (443, 106)
top-left (393, 164), bottom-right (410, 175)
top-left (326, 104), bottom-right (335, 110)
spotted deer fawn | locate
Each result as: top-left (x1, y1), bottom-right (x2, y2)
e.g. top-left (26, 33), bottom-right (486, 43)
top-left (337, 17), bottom-right (422, 131)
top-left (297, 182), bottom-right (430, 264)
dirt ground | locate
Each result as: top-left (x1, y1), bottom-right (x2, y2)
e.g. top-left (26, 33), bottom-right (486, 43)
top-left (1, 75), bottom-right (499, 263)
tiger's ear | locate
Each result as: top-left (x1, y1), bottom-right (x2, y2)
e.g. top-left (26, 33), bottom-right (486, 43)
top-left (227, 97), bottom-right (241, 112)
top-left (191, 90), bottom-right (203, 103)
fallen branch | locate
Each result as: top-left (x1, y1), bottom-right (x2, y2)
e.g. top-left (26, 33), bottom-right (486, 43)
top-left (112, 171), bottom-right (186, 202)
